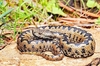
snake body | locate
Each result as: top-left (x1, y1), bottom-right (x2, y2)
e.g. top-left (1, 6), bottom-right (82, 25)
top-left (17, 26), bottom-right (95, 61)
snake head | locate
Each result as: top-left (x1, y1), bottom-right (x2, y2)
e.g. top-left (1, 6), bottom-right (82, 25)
top-left (32, 28), bottom-right (57, 39)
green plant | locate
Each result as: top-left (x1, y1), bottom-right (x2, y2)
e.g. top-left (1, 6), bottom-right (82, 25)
top-left (39, 0), bottom-right (66, 16)
top-left (86, 0), bottom-right (100, 9)
top-left (95, 17), bottom-right (100, 25)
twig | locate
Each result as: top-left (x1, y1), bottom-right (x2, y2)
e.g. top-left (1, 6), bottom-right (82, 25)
top-left (72, 7), bottom-right (100, 18)
top-left (57, 17), bottom-right (96, 23)
top-left (0, 44), bottom-right (7, 50)
top-left (86, 58), bottom-right (100, 66)
top-left (58, 1), bottom-right (100, 18)
top-left (58, 1), bottom-right (74, 12)
top-left (32, 20), bottom-right (38, 28)
top-left (43, 14), bottom-right (53, 23)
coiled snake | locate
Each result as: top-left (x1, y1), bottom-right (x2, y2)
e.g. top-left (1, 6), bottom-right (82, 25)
top-left (17, 26), bottom-right (95, 61)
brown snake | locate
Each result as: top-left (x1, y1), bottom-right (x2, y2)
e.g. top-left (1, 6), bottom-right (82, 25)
top-left (17, 26), bottom-right (95, 61)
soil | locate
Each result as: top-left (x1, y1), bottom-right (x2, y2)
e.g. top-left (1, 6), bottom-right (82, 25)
top-left (0, 28), bottom-right (100, 66)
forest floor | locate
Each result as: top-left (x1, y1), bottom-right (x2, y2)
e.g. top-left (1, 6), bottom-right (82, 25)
top-left (0, 28), bottom-right (100, 66)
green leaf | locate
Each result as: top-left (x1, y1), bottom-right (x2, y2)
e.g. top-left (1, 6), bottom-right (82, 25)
top-left (96, 4), bottom-right (100, 10)
top-left (46, 0), bottom-right (66, 16)
top-left (51, 7), bottom-right (66, 16)
top-left (95, 17), bottom-right (100, 25)
top-left (86, 0), bottom-right (97, 8)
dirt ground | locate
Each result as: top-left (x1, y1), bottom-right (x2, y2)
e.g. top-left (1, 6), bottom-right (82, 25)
top-left (0, 28), bottom-right (100, 66)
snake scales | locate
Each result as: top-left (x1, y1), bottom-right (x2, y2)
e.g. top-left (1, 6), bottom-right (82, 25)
top-left (17, 26), bottom-right (95, 61)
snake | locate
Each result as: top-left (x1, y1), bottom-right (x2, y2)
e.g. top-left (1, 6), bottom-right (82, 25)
top-left (17, 26), bottom-right (95, 61)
